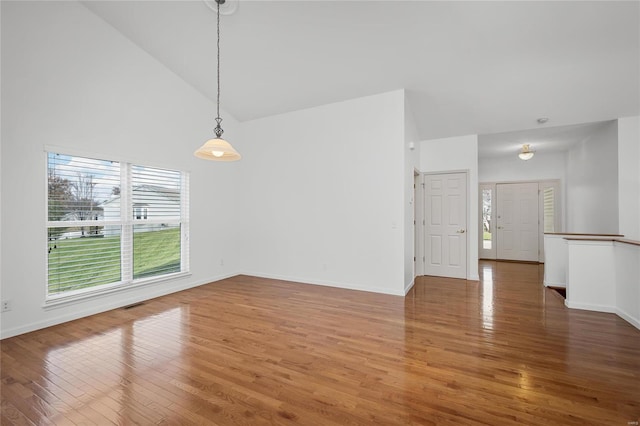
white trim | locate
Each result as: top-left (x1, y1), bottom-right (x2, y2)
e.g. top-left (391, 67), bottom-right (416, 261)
top-left (121, 162), bottom-right (133, 283)
top-left (243, 271), bottom-right (406, 297)
top-left (422, 169), bottom-right (469, 176)
top-left (181, 172), bottom-right (190, 273)
top-left (413, 169), bottom-right (423, 278)
top-left (44, 271), bottom-right (192, 309)
top-left (616, 307), bottom-right (640, 330)
top-left (543, 279), bottom-right (566, 288)
top-left (405, 277), bottom-right (416, 295)
top-left (564, 300), bottom-right (616, 313)
top-left (44, 144), bottom-right (190, 174)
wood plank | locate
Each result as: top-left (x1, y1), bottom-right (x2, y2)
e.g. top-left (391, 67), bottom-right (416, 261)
top-left (1, 261), bottom-right (639, 424)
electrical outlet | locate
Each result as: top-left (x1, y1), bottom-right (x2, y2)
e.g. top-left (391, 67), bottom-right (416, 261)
top-left (220, 258), bottom-right (224, 267)
top-left (1, 300), bottom-right (12, 313)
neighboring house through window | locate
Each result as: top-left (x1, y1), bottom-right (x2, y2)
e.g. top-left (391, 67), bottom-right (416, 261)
top-left (46, 152), bottom-right (190, 300)
top-left (133, 205), bottom-right (148, 220)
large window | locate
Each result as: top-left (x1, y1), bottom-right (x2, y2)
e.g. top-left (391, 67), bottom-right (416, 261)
top-left (482, 188), bottom-right (492, 250)
top-left (47, 152), bottom-right (189, 300)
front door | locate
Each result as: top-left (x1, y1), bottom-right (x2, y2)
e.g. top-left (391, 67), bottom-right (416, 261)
top-left (496, 182), bottom-right (539, 261)
top-left (424, 172), bottom-right (467, 279)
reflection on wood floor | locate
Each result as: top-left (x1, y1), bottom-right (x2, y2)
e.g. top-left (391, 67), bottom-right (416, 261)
top-left (2, 261), bottom-right (639, 425)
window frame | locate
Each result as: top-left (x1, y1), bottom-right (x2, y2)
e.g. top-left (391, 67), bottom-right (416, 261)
top-left (44, 148), bottom-right (190, 305)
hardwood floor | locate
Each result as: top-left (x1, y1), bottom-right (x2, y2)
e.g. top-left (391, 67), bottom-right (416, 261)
top-left (2, 261), bottom-right (639, 425)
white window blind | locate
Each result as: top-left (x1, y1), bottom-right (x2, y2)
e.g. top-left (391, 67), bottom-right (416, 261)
top-left (47, 152), bottom-right (189, 299)
top-left (543, 187), bottom-right (555, 233)
top-left (131, 165), bottom-right (183, 280)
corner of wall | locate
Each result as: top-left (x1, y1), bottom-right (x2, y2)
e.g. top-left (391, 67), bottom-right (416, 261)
top-left (617, 116), bottom-right (640, 240)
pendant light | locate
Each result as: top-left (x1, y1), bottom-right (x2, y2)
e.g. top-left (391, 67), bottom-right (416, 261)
top-left (518, 144), bottom-right (534, 161)
top-left (195, 0), bottom-right (241, 161)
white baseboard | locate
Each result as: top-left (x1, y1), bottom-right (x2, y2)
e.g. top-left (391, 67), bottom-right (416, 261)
top-left (616, 307), bottom-right (640, 330)
top-left (543, 280), bottom-right (566, 288)
top-left (242, 271), bottom-right (406, 296)
top-left (404, 277), bottom-right (416, 295)
top-left (565, 300), bottom-right (640, 330)
top-left (565, 299), bottom-right (617, 314)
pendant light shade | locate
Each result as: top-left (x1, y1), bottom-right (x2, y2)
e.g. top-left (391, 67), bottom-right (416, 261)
top-left (194, 137), bottom-right (241, 161)
top-left (195, 0), bottom-right (240, 162)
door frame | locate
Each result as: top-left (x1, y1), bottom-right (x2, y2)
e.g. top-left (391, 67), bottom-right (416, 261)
top-left (479, 179), bottom-right (562, 262)
top-left (414, 170), bottom-right (424, 277)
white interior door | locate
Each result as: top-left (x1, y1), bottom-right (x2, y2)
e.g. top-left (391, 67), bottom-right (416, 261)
top-left (414, 172), bottom-right (423, 276)
top-left (424, 173), bottom-right (467, 279)
top-left (496, 183), bottom-right (539, 261)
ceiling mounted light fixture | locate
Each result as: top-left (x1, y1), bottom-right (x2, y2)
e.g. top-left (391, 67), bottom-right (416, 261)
top-left (518, 144), bottom-right (535, 161)
top-left (204, 0), bottom-right (239, 15)
top-left (195, 0), bottom-right (241, 162)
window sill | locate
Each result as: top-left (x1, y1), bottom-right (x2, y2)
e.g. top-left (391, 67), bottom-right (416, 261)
top-left (43, 271), bottom-right (192, 310)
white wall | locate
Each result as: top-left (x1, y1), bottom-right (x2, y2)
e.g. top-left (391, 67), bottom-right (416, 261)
top-left (1, 1), bottom-right (242, 338)
top-left (404, 96), bottom-right (421, 293)
top-left (615, 242), bottom-right (640, 328)
top-left (479, 151), bottom-right (566, 183)
top-left (566, 240), bottom-right (616, 311)
top-left (419, 135), bottom-right (479, 280)
top-left (565, 120), bottom-right (618, 233)
top-left (238, 90), bottom-right (406, 296)
top-left (0, 0), bottom-right (3, 334)
top-left (565, 239), bottom-right (639, 330)
top-left (618, 116), bottom-right (640, 240)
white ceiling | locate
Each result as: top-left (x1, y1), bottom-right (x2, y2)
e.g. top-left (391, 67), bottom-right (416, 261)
top-left (477, 120), bottom-right (613, 158)
top-left (82, 0), bottom-right (639, 151)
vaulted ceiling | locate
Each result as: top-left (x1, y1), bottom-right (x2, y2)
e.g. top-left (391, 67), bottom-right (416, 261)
top-left (83, 0), bottom-right (639, 145)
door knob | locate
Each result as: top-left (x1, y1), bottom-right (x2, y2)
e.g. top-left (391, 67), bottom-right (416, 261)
top-left (497, 226), bottom-right (503, 229)
top-left (456, 229), bottom-right (466, 233)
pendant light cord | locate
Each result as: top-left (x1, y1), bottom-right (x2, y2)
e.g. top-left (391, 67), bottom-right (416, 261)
top-left (213, 0), bottom-right (224, 138)
top-left (216, 0), bottom-right (221, 120)
top-left (195, 0), bottom-right (241, 160)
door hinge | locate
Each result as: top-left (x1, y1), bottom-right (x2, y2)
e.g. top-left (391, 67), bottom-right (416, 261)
top-left (423, 219), bottom-right (425, 225)
top-left (414, 256), bottom-right (416, 262)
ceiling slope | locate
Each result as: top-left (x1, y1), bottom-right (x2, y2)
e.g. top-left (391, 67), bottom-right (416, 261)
top-left (82, 0), bottom-right (639, 142)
